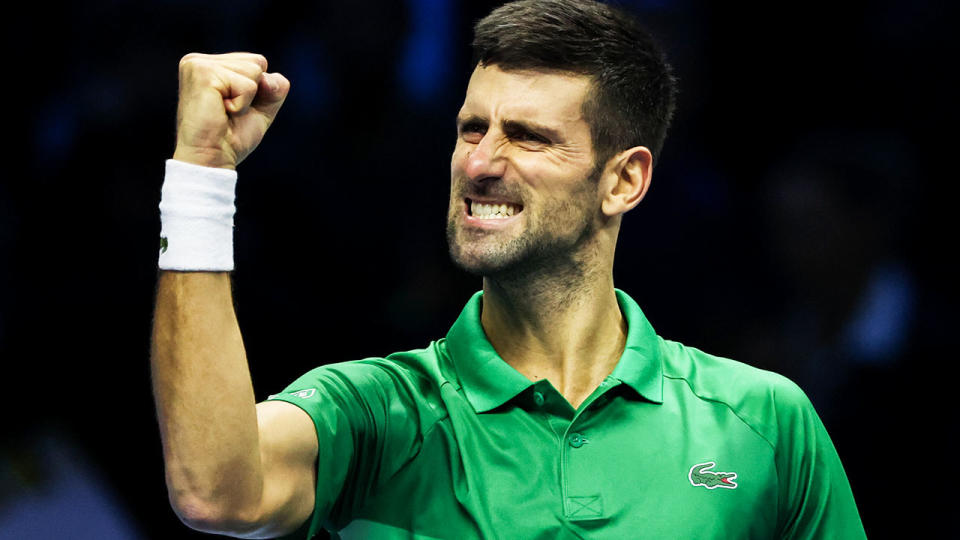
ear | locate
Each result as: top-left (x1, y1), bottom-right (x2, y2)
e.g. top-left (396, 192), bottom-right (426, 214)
top-left (600, 146), bottom-right (653, 217)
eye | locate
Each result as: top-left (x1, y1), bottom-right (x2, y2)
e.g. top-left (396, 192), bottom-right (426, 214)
top-left (516, 131), bottom-right (549, 144)
top-left (505, 125), bottom-right (550, 145)
top-left (458, 120), bottom-right (486, 144)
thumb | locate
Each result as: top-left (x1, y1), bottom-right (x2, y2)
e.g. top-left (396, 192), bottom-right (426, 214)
top-left (252, 72), bottom-right (291, 119)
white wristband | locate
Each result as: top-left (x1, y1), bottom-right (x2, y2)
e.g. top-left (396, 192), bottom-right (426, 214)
top-left (158, 159), bottom-right (238, 271)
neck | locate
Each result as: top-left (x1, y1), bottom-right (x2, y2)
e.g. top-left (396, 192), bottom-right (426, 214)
top-left (480, 257), bottom-right (627, 409)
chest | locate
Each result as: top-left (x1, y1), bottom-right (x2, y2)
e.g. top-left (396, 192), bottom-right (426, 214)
top-left (350, 389), bottom-right (780, 539)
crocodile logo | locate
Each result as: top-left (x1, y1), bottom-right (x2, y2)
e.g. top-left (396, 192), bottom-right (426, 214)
top-left (159, 236), bottom-right (168, 254)
top-left (689, 462), bottom-right (738, 489)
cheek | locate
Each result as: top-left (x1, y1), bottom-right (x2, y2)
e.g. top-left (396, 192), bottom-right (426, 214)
top-left (535, 177), bottom-right (600, 222)
top-left (450, 147), bottom-right (472, 181)
top-left (451, 138), bottom-right (473, 161)
top-left (450, 149), bottom-right (459, 175)
top-left (510, 154), bottom-right (550, 190)
top-left (513, 153), bottom-right (592, 193)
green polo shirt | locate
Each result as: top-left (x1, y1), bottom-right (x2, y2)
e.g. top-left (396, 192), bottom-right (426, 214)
top-left (268, 290), bottom-right (864, 539)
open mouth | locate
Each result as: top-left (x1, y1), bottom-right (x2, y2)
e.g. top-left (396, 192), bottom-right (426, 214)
top-left (466, 198), bottom-right (524, 219)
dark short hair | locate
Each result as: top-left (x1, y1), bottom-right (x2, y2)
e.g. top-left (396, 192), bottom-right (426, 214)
top-left (472, 0), bottom-right (677, 166)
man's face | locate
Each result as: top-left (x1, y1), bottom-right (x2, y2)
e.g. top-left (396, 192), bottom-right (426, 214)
top-left (447, 64), bottom-right (601, 277)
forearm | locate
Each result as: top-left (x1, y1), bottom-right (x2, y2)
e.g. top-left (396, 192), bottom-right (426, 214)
top-left (151, 270), bottom-right (264, 531)
top-left (152, 52), bottom-right (297, 536)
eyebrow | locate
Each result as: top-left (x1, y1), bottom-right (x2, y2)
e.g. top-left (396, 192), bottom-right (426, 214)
top-left (456, 114), bottom-right (563, 142)
top-left (456, 114), bottom-right (487, 131)
top-left (503, 120), bottom-right (562, 142)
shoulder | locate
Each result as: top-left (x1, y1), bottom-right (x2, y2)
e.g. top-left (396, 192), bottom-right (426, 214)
top-left (658, 338), bottom-right (813, 448)
top-left (283, 341), bottom-right (447, 394)
top-left (269, 342), bottom-right (451, 429)
top-left (657, 339), bottom-right (864, 537)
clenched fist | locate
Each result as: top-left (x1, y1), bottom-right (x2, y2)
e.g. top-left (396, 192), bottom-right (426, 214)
top-left (173, 52), bottom-right (290, 170)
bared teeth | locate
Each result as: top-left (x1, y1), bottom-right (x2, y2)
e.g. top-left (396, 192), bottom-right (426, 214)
top-left (470, 200), bottom-right (521, 219)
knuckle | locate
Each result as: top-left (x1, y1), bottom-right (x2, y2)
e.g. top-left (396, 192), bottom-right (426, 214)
top-left (179, 52), bottom-right (201, 68)
top-left (178, 55), bottom-right (210, 79)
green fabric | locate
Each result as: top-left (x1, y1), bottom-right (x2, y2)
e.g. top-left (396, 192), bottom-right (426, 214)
top-left (268, 290), bottom-right (865, 539)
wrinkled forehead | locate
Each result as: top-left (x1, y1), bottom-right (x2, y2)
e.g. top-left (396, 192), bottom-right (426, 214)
top-left (458, 64), bottom-right (592, 126)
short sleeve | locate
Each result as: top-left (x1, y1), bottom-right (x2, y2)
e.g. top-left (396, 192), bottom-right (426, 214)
top-left (773, 379), bottom-right (866, 539)
top-left (266, 359), bottom-right (429, 539)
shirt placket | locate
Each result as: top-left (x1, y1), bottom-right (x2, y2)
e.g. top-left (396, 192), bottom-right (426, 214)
top-left (533, 377), bottom-right (619, 524)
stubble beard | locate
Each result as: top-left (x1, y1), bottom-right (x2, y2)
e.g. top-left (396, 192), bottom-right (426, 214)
top-left (445, 175), bottom-right (599, 284)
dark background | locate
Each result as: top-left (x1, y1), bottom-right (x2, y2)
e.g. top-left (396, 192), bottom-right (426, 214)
top-left (1, 0), bottom-right (955, 538)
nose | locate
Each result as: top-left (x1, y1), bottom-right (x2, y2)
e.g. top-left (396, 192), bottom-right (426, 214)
top-left (464, 131), bottom-right (506, 182)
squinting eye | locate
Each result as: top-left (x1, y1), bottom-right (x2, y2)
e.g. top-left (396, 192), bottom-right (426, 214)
top-left (459, 123), bottom-right (486, 143)
top-left (520, 132), bottom-right (549, 143)
top-left (503, 126), bottom-right (549, 145)
top-left (512, 131), bottom-right (549, 145)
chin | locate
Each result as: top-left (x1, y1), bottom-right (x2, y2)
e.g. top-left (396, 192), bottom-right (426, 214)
top-left (446, 238), bottom-right (511, 275)
top-left (445, 217), bottom-right (538, 278)
top-left (448, 245), bottom-right (503, 276)
top-left (449, 241), bottom-right (546, 281)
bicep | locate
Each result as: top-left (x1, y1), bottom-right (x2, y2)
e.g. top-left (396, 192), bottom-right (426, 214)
top-left (254, 400), bottom-right (318, 537)
top-left (251, 362), bottom-right (428, 535)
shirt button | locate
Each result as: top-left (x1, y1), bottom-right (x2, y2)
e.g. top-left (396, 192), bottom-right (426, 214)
top-left (568, 433), bottom-right (586, 448)
top-left (533, 391), bottom-right (545, 406)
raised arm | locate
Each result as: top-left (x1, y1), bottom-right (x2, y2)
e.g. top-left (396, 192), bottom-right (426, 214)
top-left (151, 53), bottom-right (316, 538)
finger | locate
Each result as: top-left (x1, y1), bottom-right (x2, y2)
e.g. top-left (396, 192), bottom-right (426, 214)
top-left (179, 53), bottom-right (267, 93)
top-left (258, 73), bottom-right (290, 102)
top-left (219, 70), bottom-right (262, 114)
top-left (218, 58), bottom-right (268, 82)
top-left (180, 52), bottom-right (267, 78)
top-left (229, 52), bottom-right (268, 72)
top-left (252, 72), bottom-right (291, 118)
top-left (205, 52), bottom-right (268, 73)
top-left (180, 55), bottom-right (264, 100)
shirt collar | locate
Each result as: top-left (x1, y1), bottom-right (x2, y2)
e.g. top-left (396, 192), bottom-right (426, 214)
top-left (444, 292), bottom-right (535, 412)
top-left (444, 289), bottom-right (663, 413)
top-left (609, 289), bottom-right (664, 404)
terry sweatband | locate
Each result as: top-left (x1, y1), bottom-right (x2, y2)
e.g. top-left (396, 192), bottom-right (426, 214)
top-left (158, 159), bottom-right (238, 271)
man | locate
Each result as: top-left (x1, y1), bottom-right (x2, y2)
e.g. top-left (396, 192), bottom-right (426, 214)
top-left (152, 1), bottom-right (865, 538)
